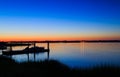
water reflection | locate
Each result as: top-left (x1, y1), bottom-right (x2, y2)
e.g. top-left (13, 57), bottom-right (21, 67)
top-left (49, 43), bottom-right (120, 68)
top-left (2, 43), bottom-right (120, 68)
top-left (12, 53), bottom-right (48, 62)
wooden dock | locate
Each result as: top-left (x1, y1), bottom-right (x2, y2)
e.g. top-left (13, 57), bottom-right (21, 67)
top-left (1, 42), bottom-right (50, 55)
top-left (2, 47), bottom-right (49, 55)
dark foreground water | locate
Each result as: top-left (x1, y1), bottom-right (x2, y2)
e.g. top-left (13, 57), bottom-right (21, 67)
top-left (1, 43), bottom-right (120, 68)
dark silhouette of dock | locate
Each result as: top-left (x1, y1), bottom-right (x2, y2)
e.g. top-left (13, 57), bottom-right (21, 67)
top-left (2, 46), bottom-right (49, 55)
top-left (0, 42), bottom-right (50, 61)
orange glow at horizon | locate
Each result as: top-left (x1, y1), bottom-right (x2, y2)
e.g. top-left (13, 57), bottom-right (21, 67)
top-left (1, 35), bottom-right (120, 41)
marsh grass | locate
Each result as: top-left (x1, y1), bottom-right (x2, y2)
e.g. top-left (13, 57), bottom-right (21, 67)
top-left (0, 56), bottom-right (120, 77)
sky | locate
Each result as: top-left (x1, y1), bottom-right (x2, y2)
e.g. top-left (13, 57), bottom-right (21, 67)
top-left (0, 0), bottom-right (120, 41)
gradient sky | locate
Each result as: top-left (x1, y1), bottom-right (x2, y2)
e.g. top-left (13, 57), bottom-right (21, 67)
top-left (0, 0), bottom-right (120, 41)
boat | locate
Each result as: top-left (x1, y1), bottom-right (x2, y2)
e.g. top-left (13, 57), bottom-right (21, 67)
top-left (0, 46), bottom-right (7, 50)
top-left (2, 46), bottom-right (49, 55)
top-left (0, 42), bottom-right (7, 50)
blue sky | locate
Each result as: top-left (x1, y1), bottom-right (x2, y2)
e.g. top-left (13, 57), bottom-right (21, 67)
top-left (0, 0), bottom-right (120, 41)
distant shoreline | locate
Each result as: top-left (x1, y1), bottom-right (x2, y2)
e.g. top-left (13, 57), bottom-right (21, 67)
top-left (1, 40), bottom-right (120, 43)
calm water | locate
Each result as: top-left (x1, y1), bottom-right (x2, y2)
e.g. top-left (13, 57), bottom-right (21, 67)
top-left (1, 43), bottom-right (120, 68)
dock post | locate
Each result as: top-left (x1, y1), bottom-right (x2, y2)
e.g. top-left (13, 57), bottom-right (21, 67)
top-left (9, 45), bottom-right (12, 58)
top-left (47, 42), bottom-right (50, 51)
top-left (47, 42), bottom-right (50, 60)
top-left (27, 53), bottom-right (29, 62)
top-left (34, 42), bottom-right (36, 48)
top-left (27, 43), bottom-right (30, 62)
top-left (10, 45), bottom-right (12, 51)
top-left (33, 42), bottom-right (36, 62)
top-left (47, 51), bottom-right (49, 60)
top-left (28, 43), bottom-right (30, 52)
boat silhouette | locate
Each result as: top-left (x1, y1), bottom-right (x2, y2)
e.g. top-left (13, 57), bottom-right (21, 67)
top-left (2, 46), bottom-right (49, 55)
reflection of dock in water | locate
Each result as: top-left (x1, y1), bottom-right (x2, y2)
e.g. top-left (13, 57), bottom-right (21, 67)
top-left (0, 42), bottom-right (50, 61)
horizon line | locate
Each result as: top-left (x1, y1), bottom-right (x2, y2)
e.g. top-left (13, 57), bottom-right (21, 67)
top-left (1, 40), bottom-right (120, 42)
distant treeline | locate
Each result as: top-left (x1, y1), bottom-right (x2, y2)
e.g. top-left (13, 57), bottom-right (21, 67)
top-left (83, 40), bottom-right (120, 43)
top-left (1, 40), bottom-right (120, 44)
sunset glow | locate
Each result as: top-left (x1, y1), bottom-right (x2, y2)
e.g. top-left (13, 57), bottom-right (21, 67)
top-left (0, 0), bottom-right (120, 41)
